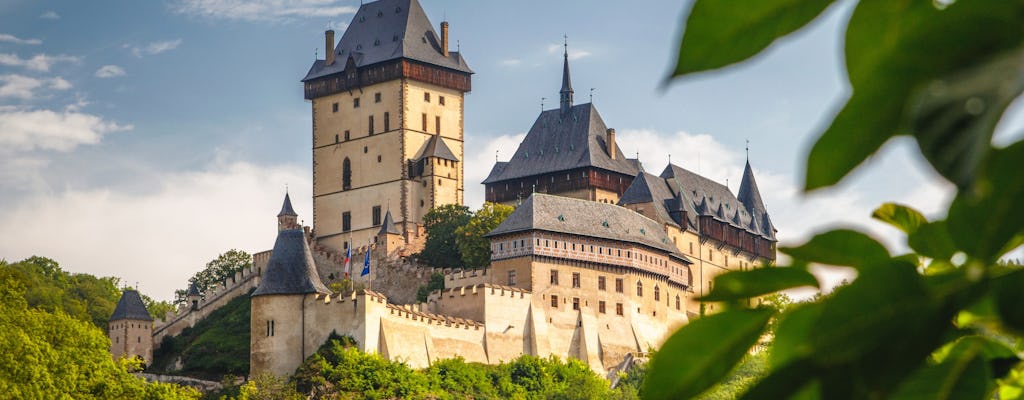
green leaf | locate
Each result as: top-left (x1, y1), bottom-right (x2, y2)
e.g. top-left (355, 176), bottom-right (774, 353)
top-left (738, 359), bottom-right (818, 400)
top-left (699, 267), bottom-right (819, 302)
top-left (993, 268), bottom-right (1024, 334)
top-left (908, 221), bottom-right (956, 260)
top-left (891, 336), bottom-right (997, 400)
top-left (770, 301), bottom-right (826, 369)
top-left (643, 308), bottom-right (773, 400)
top-left (672, 0), bottom-right (835, 77)
top-left (872, 203), bottom-right (927, 234)
top-left (948, 141), bottom-right (1024, 261)
top-left (781, 229), bottom-right (890, 268)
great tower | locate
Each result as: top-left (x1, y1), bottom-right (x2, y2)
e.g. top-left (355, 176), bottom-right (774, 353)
top-left (302, 0), bottom-right (472, 252)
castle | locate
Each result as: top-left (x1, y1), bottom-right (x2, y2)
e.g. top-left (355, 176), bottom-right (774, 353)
top-left (108, 0), bottom-right (776, 380)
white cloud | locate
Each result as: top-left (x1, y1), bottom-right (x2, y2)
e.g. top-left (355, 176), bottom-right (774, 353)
top-left (0, 161), bottom-right (311, 301)
top-left (0, 53), bottom-right (81, 72)
top-left (94, 65), bottom-right (126, 78)
top-left (172, 0), bottom-right (357, 22)
top-left (499, 59), bottom-right (522, 67)
top-left (0, 34), bottom-right (42, 45)
top-left (0, 74), bottom-right (72, 99)
top-left (547, 44), bottom-right (591, 60)
top-left (0, 108), bottom-right (131, 152)
top-left (128, 39), bottom-right (182, 57)
top-left (464, 132), bottom-right (527, 209)
top-left (39, 11), bottom-right (60, 20)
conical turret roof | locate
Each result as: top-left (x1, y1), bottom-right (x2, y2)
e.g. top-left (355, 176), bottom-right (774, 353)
top-left (110, 289), bottom-right (153, 322)
top-left (378, 209), bottom-right (401, 235)
top-left (252, 228), bottom-right (330, 297)
top-left (278, 192), bottom-right (298, 217)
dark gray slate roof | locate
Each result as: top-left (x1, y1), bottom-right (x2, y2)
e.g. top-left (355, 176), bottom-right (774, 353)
top-left (737, 160), bottom-right (776, 239)
top-left (413, 134), bottom-right (459, 161)
top-left (483, 161), bottom-right (509, 183)
top-left (186, 282), bottom-right (200, 297)
top-left (482, 103), bottom-right (640, 183)
top-left (278, 192), bottom-right (298, 217)
top-left (302, 0), bottom-right (472, 82)
top-left (618, 172), bottom-right (679, 229)
top-left (486, 193), bottom-right (690, 263)
top-left (659, 164), bottom-right (776, 240)
top-left (110, 290), bottom-right (153, 322)
top-left (378, 209), bottom-right (401, 235)
top-left (252, 229), bottom-right (330, 297)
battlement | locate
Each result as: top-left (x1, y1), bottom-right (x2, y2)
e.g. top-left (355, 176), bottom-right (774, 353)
top-left (153, 264), bottom-right (261, 344)
top-left (385, 303), bottom-right (484, 329)
top-left (436, 282), bottom-right (530, 299)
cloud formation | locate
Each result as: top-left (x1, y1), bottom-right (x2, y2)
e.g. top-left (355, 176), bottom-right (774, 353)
top-left (39, 11), bottom-right (60, 20)
top-left (0, 34), bottom-right (42, 45)
top-left (129, 39), bottom-right (182, 57)
top-left (0, 108), bottom-right (132, 152)
top-left (172, 0), bottom-right (357, 22)
top-left (0, 53), bottom-right (81, 72)
top-left (0, 75), bottom-right (71, 99)
top-left (94, 65), bottom-right (126, 78)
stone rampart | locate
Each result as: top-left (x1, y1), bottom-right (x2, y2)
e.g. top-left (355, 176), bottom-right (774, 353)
top-left (152, 265), bottom-right (261, 348)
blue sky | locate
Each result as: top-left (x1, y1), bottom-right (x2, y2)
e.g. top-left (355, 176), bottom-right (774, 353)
top-left (1, 0), bottom-right (1021, 301)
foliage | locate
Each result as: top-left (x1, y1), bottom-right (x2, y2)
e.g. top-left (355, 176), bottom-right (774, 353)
top-left (152, 289), bottom-right (252, 379)
top-left (176, 250), bottom-right (252, 304)
top-left (647, 1), bottom-right (1024, 399)
top-left (0, 277), bottom-right (200, 399)
top-left (419, 204), bottom-right (472, 268)
top-left (416, 272), bottom-right (446, 303)
top-left (455, 202), bottom-right (515, 269)
top-left (695, 351), bottom-right (769, 400)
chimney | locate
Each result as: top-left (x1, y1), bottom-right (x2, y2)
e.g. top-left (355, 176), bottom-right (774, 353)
top-left (325, 29), bottom-right (336, 65)
top-left (440, 22), bottom-right (449, 57)
top-left (607, 128), bottom-right (617, 160)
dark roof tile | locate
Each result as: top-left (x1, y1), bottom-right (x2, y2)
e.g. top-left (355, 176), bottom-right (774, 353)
top-left (110, 290), bottom-right (153, 322)
top-left (252, 229), bottom-right (330, 297)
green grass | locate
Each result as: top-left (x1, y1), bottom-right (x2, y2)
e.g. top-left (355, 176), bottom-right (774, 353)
top-left (151, 289), bottom-right (252, 380)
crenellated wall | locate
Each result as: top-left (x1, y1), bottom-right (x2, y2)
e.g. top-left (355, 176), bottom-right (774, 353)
top-left (152, 265), bottom-right (262, 348)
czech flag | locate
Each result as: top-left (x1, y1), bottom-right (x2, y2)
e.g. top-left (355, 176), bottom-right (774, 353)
top-left (343, 246), bottom-right (351, 278)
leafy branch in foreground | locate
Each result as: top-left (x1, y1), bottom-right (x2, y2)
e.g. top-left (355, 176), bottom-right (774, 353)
top-left (648, 0), bottom-right (1024, 399)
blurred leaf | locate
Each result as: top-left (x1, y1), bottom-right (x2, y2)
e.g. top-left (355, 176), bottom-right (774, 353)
top-left (948, 142), bottom-right (1024, 261)
top-left (993, 268), bottom-right (1024, 334)
top-left (892, 336), bottom-right (1000, 400)
top-left (925, 260), bottom-right (957, 276)
top-left (672, 0), bottom-right (835, 77)
top-left (872, 203), bottom-right (928, 235)
top-left (782, 229), bottom-right (889, 268)
top-left (908, 221), bottom-right (956, 260)
top-left (699, 267), bottom-right (819, 302)
top-left (643, 308), bottom-right (773, 400)
top-left (770, 302), bottom-right (826, 369)
top-left (738, 359), bottom-right (818, 400)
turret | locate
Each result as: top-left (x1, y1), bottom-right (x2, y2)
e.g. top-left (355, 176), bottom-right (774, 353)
top-left (559, 40), bottom-right (574, 115)
top-left (108, 289), bottom-right (154, 366)
top-left (376, 209), bottom-right (403, 256)
top-left (278, 192), bottom-right (299, 231)
top-left (186, 282), bottom-right (201, 311)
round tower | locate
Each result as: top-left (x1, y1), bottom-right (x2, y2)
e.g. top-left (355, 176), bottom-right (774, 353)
top-left (108, 289), bottom-right (154, 366)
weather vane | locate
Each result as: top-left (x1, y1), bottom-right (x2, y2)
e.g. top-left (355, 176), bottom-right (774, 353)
top-left (746, 138), bottom-right (750, 159)
top-left (589, 88), bottom-right (595, 102)
top-left (541, 97), bottom-right (546, 111)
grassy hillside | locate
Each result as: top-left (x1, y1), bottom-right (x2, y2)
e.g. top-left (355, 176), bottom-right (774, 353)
top-left (151, 289), bottom-right (252, 380)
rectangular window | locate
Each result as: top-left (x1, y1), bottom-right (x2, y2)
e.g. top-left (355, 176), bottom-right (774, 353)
top-left (384, 112), bottom-right (390, 131)
top-left (689, 242), bottom-right (694, 255)
top-left (550, 295), bottom-right (558, 308)
top-left (709, 250), bottom-right (713, 262)
top-left (572, 297), bottom-right (580, 310)
top-left (598, 276), bottom-right (606, 291)
top-left (572, 272), bottom-right (580, 288)
top-left (374, 92), bottom-right (381, 103)
top-left (616, 303), bottom-right (624, 316)
top-left (332, 102), bottom-right (339, 112)
top-left (372, 206), bottom-right (382, 226)
top-left (424, 92), bottom-right (430, 102)
top-left (439, 96), bottom-right (445, 105)
top-left (550, 270), bottom-right (559, 285)
top-left (344, 130), bottom-right (350, 141)
top-left (599, 301), bottom-right (606, 314)
top-left (435, 116), bottom-right (441, 134)
top-left (334, 134), bottom-right (339, 144)
top-left (422, 113), bottom-right (428, 131)
top-left (342, 212), bottom-right (351, 232)
top-left (353, 97), bottom-right (360, 108)
top-left (615, 278), bottom-right (623, 293)
top-left (368, 115), bottom-right (374, 134)
top-left (508, 270), bottom-right (517, 286)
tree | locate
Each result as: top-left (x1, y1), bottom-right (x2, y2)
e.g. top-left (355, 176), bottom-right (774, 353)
top-left (416, 272), bottom-right (446, 303)
top-left (419, 204), bottom-right (472, 268)
top-left (456, 202), bottom-right (514, 269)
top-left (178, 249), bottom-right (252, 303)
top-left (644, 1), bottom-right (1024, 399)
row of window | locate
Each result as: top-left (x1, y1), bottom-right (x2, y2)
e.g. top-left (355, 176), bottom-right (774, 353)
top-left (548, 295), bottom-right (682, 314)
top-left (330, 92), bottom-right (445, 113)
top-left (113, 336), bottom-right (144, 343)
top-left (331, 112), bottom-right (443, 144)
top-left (341, 206), bottom-right (383, 232)
top-left (547, 270), bottom-right (666, 300)
top-left (110, 322), bottom-right (149, 330)
top-left (498, 237), bottom-right (670, 269)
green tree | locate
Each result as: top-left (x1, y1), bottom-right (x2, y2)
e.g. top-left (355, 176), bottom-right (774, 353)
top-left (456, 202), bottom-right (514, 269)
top-left (645, 1), bottom-right (1024, 399)
top-left (177, 249), bottom-right (252, 303)
top-left (419, 204), bottom-right (472, 268)
top-left (0, 256), bottom-right (123, 328)
top-left (416, 272), bottom-right (446, 303)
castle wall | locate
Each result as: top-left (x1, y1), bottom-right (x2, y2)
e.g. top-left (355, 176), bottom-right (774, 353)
top-left (152, 265), bottom-right (261, 348)
top-left (251, 294), bottom-right (310, 377)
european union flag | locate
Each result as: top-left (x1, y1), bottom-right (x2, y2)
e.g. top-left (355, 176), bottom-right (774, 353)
top-left (361, 247), bottom-right (371, 277)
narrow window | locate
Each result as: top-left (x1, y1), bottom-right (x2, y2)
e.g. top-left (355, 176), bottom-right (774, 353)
top-left (424, 92), bottom-right (430, 102)
top-left (271, 320), bottom-right (275, 336)
top-left (368, 115), bottom-right (374, 134)
top-left (709, 250), bottom-right (713, 262)
top-left (637, 281), bottom-right (644, 297)
top-left (353, 97), bottom-right (360, 108)
top-left (675, 295), bottom-right (681, 310)
top-left (435, 116), bottom-right (441, 134)
top-left (550, 270), bottom-right (559, 285)
top-left (138, 336), bottom-right (141, 343)
top-left (616, 303), bottom-right (624, 316)
top-left (572, 298), bottom-right (580, 310)
top-left (332, 102), bottom-right (339, 112)
top-left (374, 92), bottom-right (381, 103)
top-left (599, 301), bottom-right (606, 314)
top-left (344, 130), bottom-right (350, 141)
top-left (598, 276), bottom-right (606, 291)
top-left (342, 158), bottom-right (352, 190)
top-left (342, 212), bottom-right (351, 232)
top-left (508, 270), bottom-right (517, 286)
top-left (551, 295), bottom-right (558, 308)
top-left (384, 112), bottom-right (390, 131)
top-left (572, 272), bottom-right (580, 288)
top-left (689, 242), bottom-right (694, 254)
top-left (439, 96), bottom-right (445, 105)
top-left (372, 206), bottom-right (382, 226)
top-left (654, 285), bottom-right (661, 301)
top-left (334, 134), bottom-right (339, 144)
top-left (615, 278), bottom-right (623, 293)
top-left (422, 113), bottom-right (428, 131)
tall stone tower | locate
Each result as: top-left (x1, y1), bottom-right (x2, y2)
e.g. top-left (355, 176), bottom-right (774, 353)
top-left (108, 289), bottom-right (154, 365)
top-left (302, 0), bottom-right (473, 253)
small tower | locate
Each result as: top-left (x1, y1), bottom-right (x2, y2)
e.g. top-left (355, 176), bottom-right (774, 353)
top-left (559, 40), bottom-right (574, 115)
top-left (108, 289), bottom-right (154, 366)
top-left (186, 282), bottom-right (201, 311)
top-left (278, 192), bottom-right (299, 231)
top-left (376, 209), bottom-right (404, 257)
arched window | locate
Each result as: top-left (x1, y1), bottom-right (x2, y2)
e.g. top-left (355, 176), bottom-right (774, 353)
top-left (675, 295), bottom-right (681, 310)
top-left (636, 281), bottom-right (643, 297)
top-left (342, 158), bottom-right (352, 190)
top-left (654, 285), bottom-right (661, 301)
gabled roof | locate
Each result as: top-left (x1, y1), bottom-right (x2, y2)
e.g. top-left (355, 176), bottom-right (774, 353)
top-left (378, 209), bottom-right (401, 235)
top-left (486, 193), bottom-right (690, 263)
top-left (660, 163), bottom-right (776, 240)
top-left (252, 229), bottom-right (330, 297)
top-left (618, 172), bottom-right (679, 228)
top-left (413, 134), bottom-right (459, 161)
top-left (110, 290), bottom-right (153, 322)
top-left (302, 0), bottom-right (472, 82)
top-left (278, 192), bottom-right (298, 217)
top-left (482, 103), bottom-right (640, 183)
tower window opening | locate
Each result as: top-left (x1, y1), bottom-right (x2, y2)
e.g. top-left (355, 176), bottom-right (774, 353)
top-left (375, 92), bottom-right (381, 103)
top-left (342, 212), bottom-right (351, 232)
top-left (439, 96), bottom-right (445, 105)
top-left (422, 113), bottom-right (428, 131)
top-left (372, 206), bottom-right (382, 226)
top-left (435, 116), bottom-right (441, 134)
top-left (424, 92), bottom-right (430, 102)
top-left (342, 158), bottom-right (352, 190)
top-left (384, 112), bottom-right (390, 131)
top-left (353, 98), bottom-right (360, 108)
top-left (344, 130), bottom-right (350, 141)
top-left (368, 115), bottom-right (374, 134)
top-left (332, 102), bottom-right (338, 112)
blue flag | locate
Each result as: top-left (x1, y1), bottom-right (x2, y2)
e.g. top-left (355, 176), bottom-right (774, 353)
top-left (361, 247), bottom-right (371, 276)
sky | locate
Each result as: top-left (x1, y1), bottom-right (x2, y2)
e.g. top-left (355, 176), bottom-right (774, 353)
top-left (1, 0), bottom-right (1022, 302)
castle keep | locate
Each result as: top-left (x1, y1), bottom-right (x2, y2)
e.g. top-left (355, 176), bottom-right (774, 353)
top-left (109, 0), bottom-right (777, 380)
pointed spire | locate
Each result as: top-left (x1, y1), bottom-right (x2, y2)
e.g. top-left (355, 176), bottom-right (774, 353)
top-left (378, 209), bottom-right (401, 236)
top-left (187, 282), bottom-right (201, 297)
top-left (559, 35), bottom-right (574, 114)
top-left (737, 159), bottom-right (767, 216)
top-left (278, 192), bottom-right (298, 217)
